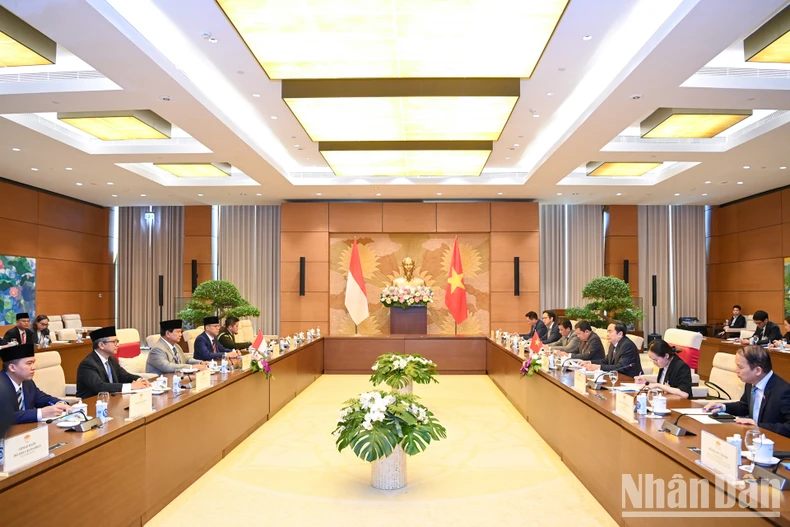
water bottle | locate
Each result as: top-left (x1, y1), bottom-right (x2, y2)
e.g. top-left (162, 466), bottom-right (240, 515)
top-left (548, 353), bottom-right (555, 370)
top-left (0, 439), bottom-right (4, 466)
top-left (636, 393), bottom-right (648, 415)
top-left (727, 434), bottom-right (742, 454)
top-left (750, 335), bottom-right (757, 345)
top-left (221, 357), bottom-right (229, 373)
top-left (316, 326), bottom-right (321, 337)
top-left (781, 340), bottom-right (787, 352)
top-left (95, 400), bottom-right (108, 424)
top-left (76, 332), bottom-right (83, 343)
top-left (173, 372), bottom-right (182, 393)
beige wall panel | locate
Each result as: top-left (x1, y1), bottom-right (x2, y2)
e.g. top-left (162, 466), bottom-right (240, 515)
top-left (382, 203), bottom-right (437, 232)
top-left (490, 202), bottom-right (538, 232)
top-left (490, 261), bottom-right (539, 292)
top-left (281, 232), bottom-right (329, 263)
top-left (490, 232), bottom-right (539, 262)
top-left (184, 206), bottom-right (212, 236)
top-left (281, 261), bottom-right (329, 292)
top-left (281, 203), bottom-right (328, 232)
top-left (490, 292), bottom-right (540, 323)
top-left (281, 292), bottom-right (329, 322)
top-left (736, 225), bottom-right (784, 261)
top-left (328, 203), bottom-right (382, 233)
top-left (436, 202), bottom-right (491, 232)
top-left (605, 206), bottom-right (638, 236)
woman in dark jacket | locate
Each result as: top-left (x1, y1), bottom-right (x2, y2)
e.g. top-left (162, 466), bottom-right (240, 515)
top-left (635, 338), bottom-right (693, 398)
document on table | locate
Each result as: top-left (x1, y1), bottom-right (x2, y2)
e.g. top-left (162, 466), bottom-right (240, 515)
top-left (688, 415), bottom-right (722, 425)
top-left (672, 408), bottom-right (711, 415)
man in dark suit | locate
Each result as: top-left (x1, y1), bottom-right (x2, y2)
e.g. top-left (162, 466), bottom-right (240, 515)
top-left (542, 310), bottom-right (561, 345)
top-left (704, 346), bottom-right (790, 437)
top-left (194, 316), bottom-right (240, 362)
top-left (551, 319), bottom-right (580, 354)
top-left (522, 311), bottom-right (547, 341)
top-left (581, 321), bottom-right (643, 378)
top-left (76, 326), bottom-right (150, 399)
top-left (740, 310), bottom-right (784, 346)
top-left (567, 321), bottom-right (605, 361)
top-left (0, 374), bottom-right (15, 437)
top-left (3, 312), bottom-right (37, 345)
top-left (718, 305), bottom-right (746, 338)
top-left (1, 343), bottom-right (69, 423)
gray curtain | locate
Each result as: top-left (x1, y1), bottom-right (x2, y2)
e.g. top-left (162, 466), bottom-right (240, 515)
top-left (638, 206), bottom-right (672, 336)
top-left (540, 204), bottom-right (604, 311)
top-left (671, 206), bottom-right (707, 324)
top-left (118, 207), bottom-right (184, 341)
top-left (218, 206), bottom-right (281, 334)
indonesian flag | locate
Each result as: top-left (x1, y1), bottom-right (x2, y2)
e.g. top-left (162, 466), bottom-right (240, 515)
top-left (445, 238), bottom-right (468, 324)
top-left (529, 332), bottom-right (543, 354)
top-left (344, 239), bottom-right (369, 325)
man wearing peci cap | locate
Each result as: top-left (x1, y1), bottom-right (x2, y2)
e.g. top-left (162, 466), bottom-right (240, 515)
top-left (3, 312), bottom-right (37, 346)
top-left (76, 326), bottom-right (151, 399)
top-left (194, 316), bottom-right (240, 362)
top-left (1, 344), bottom-right (70, 423)
top-left (146, 319), bottom-right (207, 375)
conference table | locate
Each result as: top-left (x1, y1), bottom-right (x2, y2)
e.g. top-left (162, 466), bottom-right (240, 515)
top-left (4, 333), bottom-right (790, 526)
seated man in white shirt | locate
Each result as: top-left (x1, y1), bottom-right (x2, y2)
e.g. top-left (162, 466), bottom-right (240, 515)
top-left (146, 319), bottom-right (206, 375)
top-left (76, 326), bottom-right (151, 399)
top-left (1, 343), bottom-right (69, 424)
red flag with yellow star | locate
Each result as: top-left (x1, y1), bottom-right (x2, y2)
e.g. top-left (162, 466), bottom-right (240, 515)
top-left (445, 238), bottom-right (468, 324)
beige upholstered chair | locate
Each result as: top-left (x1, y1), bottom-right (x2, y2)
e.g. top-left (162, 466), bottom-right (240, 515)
top-left (61, 314), bottom-right (82, 329)
top-left (32, 351), bottom-right (80, 401)
top-left (238, 319), bottom-right (255, 343)
top-left (145, 334), bottom-right (160, 348)
top-left (48, 315), bottom-right (64, 334)
top-left (116, 328), bottom-right (141, 345)
top-left (629, 334), bottom-right (644, 351)
top-left (118, 350), bottom-right (157, 380)
top-left (182, 328), bottom-right (204, 355)
top-left (594, 328), bottom-right (610, 350)
top-left (698, 352), bottom-right (745, 401)
top-left (739, 329), bottom-right (755, 340)
top-left (56, 328), bottom-right (78, 342)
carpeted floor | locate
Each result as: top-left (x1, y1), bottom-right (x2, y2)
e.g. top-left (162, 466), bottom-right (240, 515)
top-left (148, 375), bottom-right (616, 527)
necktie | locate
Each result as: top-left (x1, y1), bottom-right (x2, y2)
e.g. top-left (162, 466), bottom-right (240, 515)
top-left (20, 331), bottom-right (25, 344)
top-left (212, 338), bottom-right (217, 354)
top-left (16, 387), bottom-right (23, 411)
top-left (172, 345), bottom-right (180, 364)
top-left (105, 361), bottom-right (114, 383)
top-left (751, 386), bottom-right (760, 421)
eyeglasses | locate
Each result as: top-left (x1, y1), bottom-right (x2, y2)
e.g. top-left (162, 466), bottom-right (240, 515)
top-left (105, 339), bottom-right (120, 345)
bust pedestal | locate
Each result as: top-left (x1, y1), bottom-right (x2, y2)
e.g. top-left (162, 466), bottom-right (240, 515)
top-left (390, 306), bottom-right (427, 334)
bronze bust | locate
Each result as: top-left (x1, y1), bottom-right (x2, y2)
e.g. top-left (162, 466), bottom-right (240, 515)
top-left (392, 257), bottom-right (426, 287)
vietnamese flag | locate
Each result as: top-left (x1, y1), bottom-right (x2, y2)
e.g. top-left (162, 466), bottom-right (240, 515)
top-left (529, 332), bottom-right (543, 354)
top-left (445, 238), bottom-right (468, 324)
top-left (344, 239), bottom-right (369, 325)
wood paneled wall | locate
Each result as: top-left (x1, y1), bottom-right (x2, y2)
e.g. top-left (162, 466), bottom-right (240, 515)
top-left (707, 188), bottom-right (790, 324)
top-left (280, 201), bottom-right (540, 335)
top-left (0, 181), bottom-right (113, 327)
top-left (182, 206), bottom-right (213, 297)
top-left (604, 205), bottom-right (639, 296)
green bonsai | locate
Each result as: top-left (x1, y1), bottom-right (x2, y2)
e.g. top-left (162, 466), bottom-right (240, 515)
top-left (565, 276), bottom-right (643, 327)
top-left (177, 280), bottom-right (260, 327)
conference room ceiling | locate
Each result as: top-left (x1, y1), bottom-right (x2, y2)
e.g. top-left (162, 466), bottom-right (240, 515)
top-left (0, 0), bottom-right (789, 207)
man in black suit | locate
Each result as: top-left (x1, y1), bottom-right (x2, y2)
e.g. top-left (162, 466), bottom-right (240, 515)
top-left (566, 321), bottom-right (605, 361)
top-left (76, 326), bottom-right (151, 399)
top-left (522, 311), bottom-right (547, 341)
top-left (581, 321), bottom-right (643, 378)
top-left (1, 343), bottom-right (70, 424)
top-left (718, 304), bottom-right (746, 338)
top-left (704, 346), bottom-right (790, 437)
top-left (3, 312), bottom-right (36, 345)
top-left (542, 310), bottom-right (561, 345)
top-left (740, 310), bottom-right (783, 346)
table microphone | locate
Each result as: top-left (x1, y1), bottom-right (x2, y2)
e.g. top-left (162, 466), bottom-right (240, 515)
top-left (591, 363), bottom-right (634, 388)
top-left (658, 412), bottom-right (696, 437)
top-left (46, 409), bottom-right (88, 424)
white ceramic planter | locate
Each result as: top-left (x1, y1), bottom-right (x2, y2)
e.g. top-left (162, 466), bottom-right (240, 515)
top-left (370, 445), bottom-right (407, 490)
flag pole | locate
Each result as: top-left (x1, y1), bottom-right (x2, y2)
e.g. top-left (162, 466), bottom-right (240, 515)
top-left (454, 321), bottom-right (458, 335)
top-left (355, 323), bottom-right (358, 335)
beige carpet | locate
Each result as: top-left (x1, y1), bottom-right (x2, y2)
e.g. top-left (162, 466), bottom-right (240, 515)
top-left (149, 375), bottom-right (616, 527)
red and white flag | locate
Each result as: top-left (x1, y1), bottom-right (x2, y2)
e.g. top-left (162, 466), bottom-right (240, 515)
top-left (344, 239), bottom-right (369, 325)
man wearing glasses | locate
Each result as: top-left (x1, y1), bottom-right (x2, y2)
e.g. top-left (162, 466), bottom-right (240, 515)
top-left (76, 326), bottom-right (151, 399)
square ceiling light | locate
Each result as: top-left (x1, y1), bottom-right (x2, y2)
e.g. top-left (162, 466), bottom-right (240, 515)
top-left (154, 163), bottom-right (232, 178)
top-left (745, 4), bottom-right (790, 63)
top-left (320, 141), bottom-right (491, 177)
top-left (283, 79), bottom-right (519, 141)
top-left (216, 0), bottom-right (569, 79)
top-left (640, 108), bottom-right (752, 139)
top-left (0, 6), bottom-right (56, 67)
top-left (586, 162), bottom-right (661, 177)
top-left (58, 110), bottom-right (171, 140)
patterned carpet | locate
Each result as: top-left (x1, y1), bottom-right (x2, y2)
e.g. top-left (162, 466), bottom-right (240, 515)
top-left (149, 375), bottom-right (616, 527)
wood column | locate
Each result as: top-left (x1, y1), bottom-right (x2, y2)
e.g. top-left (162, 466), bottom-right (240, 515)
top-left (604, 205), bottom-right (639, 297)
top-left (182, 206), bottom-right (213, 297)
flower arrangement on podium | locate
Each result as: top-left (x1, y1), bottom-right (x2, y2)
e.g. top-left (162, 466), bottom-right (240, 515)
top-left (333, 390), bottom-right (447, 489)
top-left (370, 353), bottom-right (438, 393)
top-left (249, 349), bottom-right (274, 379)
top-left (379, 285), bottom-right (434, 308)
top-left (520, 354), bottom-right (545, 378)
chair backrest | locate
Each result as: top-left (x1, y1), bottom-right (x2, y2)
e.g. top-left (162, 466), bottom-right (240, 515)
top-left (118, 349), bottom-right (150, 376)
top-left (594, 328), bottom-right (610, 350)
top-left (145, 334), bottom-right (160, 348)
top-left (61, 314), bottom-right (82, 329)
top-left (116, 328), bottom-right (141, 345)
top-left (48, 315), bottom-right (62, 323)
top-left (628, 334), bottom-right (644, 351)
top-left (56, 328), bottom-right (77, 341)
top-left (32, 351), bottom-right (67, 398)
top-left (49, 320), bottom-right (64, 332)
top-left (708, 352), bottom-right (745, 400)
top-left (117, 342), bottom-right (141, 358)
top-left (663, 328), bottom-right (702, 370)
top-left (740, 329), bottom-right (755, 339)
top-left (746, 317), bottom-right (757, 331)
top-left (183, 328), bottom-right (204, 355)
top-left (238, 320), bottom-right (255, 343)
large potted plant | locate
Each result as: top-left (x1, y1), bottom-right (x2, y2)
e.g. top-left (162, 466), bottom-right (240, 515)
top-left (177, 280), bottom-right (260, 327)
top-left (370, 353), bottom-right (439, 394)
top-left (565, 276), bottom-right (643, 328)
top-left (333, 390), bottom-right (446, 490)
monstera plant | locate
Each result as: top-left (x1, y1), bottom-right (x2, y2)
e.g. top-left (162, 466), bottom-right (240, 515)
top-left (177, 280), bottom-right (260, 327)
top-left (565, 276), bottom-right (643, 327)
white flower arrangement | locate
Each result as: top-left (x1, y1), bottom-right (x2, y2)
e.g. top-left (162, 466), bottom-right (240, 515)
top-left (370, 353), bottom-right (439, 389)
top-left (379, 285), bottom-right (434, 308)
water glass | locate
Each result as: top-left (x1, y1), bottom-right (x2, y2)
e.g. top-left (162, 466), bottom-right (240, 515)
top-left (745, 429), bottom-right (762, 471)
top-left (609, 370), bottom-right (619, 389)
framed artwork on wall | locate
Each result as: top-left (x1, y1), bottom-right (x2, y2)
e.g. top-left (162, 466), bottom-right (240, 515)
top-left (0, 255), bottom-right (36, 324)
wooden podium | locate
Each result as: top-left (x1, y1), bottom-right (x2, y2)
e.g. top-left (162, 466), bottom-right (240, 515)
top-left (389, 306), bottom-right (427, 334)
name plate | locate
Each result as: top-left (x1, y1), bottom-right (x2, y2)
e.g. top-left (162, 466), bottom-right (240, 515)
top-left (241, 354), bottom-right (252, 371)
top-left (700, 430), bottom-right (739, 482)
top-left (614, 392), bottom-right (636, 423)
top-left (540, 356), bottom-right (549, 372)
top-left (573, 370), bottom-right (587, 395)
top-left (2, 425), bottom-right (49, 473)
top-left (490, 330), bottom-right (495, 339)
top-left (128, 389), bottom-right (153, 421)
top-left (518, 341), bottom-right (525, 357)
top-left (194, 369), bottom-right (211, 392)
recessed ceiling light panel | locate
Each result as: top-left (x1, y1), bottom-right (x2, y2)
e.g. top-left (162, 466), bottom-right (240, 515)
top-left (586, 161), bottom-right (661, 177)
top-left (154, 162), bottom-right (232, 178)
top-left (58, 110), bottom-right (171, 140)
top-left (745, 5), bottom-right (790, 63)
top-left (0, 7), bottom-right (56, 67)
top-left (640, 108), bottom-right (752, 139)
